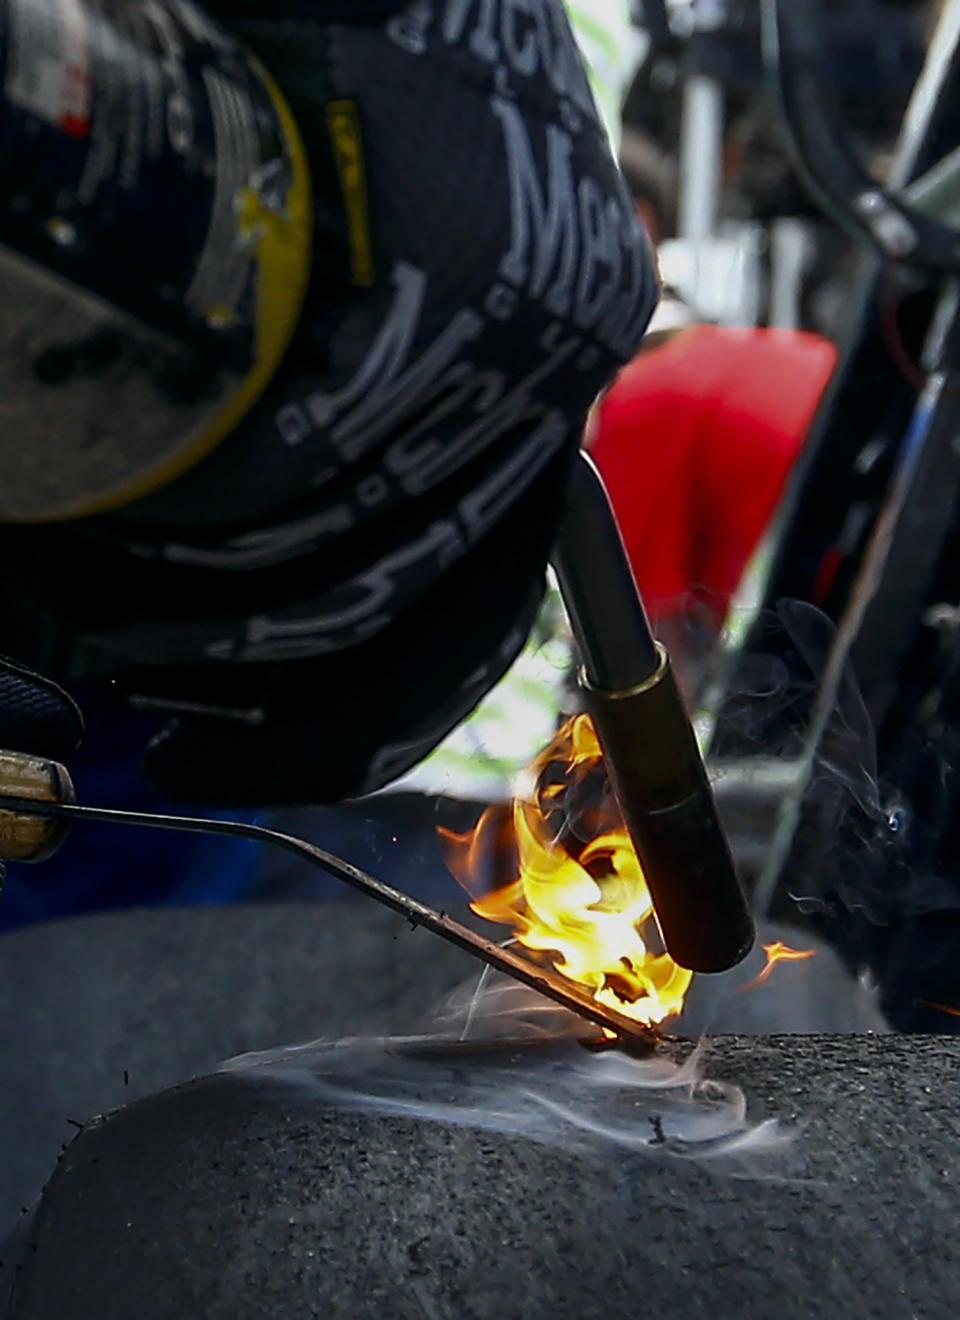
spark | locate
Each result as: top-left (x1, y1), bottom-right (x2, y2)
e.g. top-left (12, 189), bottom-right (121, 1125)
top-left (918, 999), bottom-right (960, 1019)
top-left (740, 941), bottom-right (816, 993)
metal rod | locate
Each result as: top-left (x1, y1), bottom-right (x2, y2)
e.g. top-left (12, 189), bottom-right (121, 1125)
top-left (678, 71), bottom-right (724, 245)
top-left (0, 795), bottom-right (657, 1048)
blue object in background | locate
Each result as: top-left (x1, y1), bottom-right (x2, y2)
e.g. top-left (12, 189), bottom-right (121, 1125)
top-left (0, 684), bottom-right (264, 933)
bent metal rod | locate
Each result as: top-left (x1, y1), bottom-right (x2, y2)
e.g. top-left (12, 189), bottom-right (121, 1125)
top-left (0, 792), bottom-right (658, 1048)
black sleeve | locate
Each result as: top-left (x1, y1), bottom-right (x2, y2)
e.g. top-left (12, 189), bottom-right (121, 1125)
top-left (0, 658), bottom-right (83, 763)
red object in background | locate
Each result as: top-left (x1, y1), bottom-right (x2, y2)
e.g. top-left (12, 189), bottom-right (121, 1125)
top-left (591, 325), bottom-right (838, 626)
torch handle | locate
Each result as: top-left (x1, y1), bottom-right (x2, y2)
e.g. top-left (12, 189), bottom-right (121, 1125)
top-left (552, 453), bottom-right (755, 974)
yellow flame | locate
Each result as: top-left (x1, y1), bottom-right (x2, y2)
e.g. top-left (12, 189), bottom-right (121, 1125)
top-left (440, 714), bottom-right (693, 1028)
top-left (740, 941), bottom-right (817, 993)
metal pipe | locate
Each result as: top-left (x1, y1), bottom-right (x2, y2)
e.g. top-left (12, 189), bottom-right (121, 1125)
top-left (0, 792), bottom-right (658, 1048)
top-left (552, 453), bottom-right (755, 974)
top-left (678, 73), bottom-right (724, 249)
top-left (551, 454), bottom-right (660, 691)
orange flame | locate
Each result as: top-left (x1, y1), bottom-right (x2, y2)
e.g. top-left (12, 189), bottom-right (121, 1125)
top-left (439, 713), bottom-right (693, 1028)
top-left (740, 941), bottom-right (817, 993)
top-left (918, 1000), bottom-right (960, 1019)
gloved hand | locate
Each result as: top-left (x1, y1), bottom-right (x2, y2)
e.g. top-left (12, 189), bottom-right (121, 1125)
top-left (0, 0), bottom-right (656, 805)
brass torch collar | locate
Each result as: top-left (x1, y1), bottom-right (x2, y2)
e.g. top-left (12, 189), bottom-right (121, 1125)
top-left (579, 642), bottom-right (670, 702)
top-left (0, 750), bottom-right (75, 863)
top-left (580, 646), bottom-right (706, 810)
top-left (580, 648), bottom-right (755, 974)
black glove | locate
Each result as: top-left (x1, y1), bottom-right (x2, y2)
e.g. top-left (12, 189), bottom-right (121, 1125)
top-left (0, 0), bottom-right (656, 804)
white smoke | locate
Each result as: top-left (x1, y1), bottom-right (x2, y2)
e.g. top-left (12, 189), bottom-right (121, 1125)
top-left (219, 971), bottom-right (791, 1168)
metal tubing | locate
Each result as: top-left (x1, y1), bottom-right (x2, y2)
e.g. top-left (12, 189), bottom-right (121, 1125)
top-left (0, 794), bottom-right (657, 1048)
top-left (552, 453), bottom-right (660, 691)
top-left (762, 0), bottom-right (960, 271)
top-left (553, 453), bottom-right (755, 973)
top-left (678, 74), bottom-right (724, 246)
top-left (582, 651), bottom-right (755, 973)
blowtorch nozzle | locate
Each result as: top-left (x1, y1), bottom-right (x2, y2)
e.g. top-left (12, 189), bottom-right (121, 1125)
top-left (552, 453), bottom-right (755, 975)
